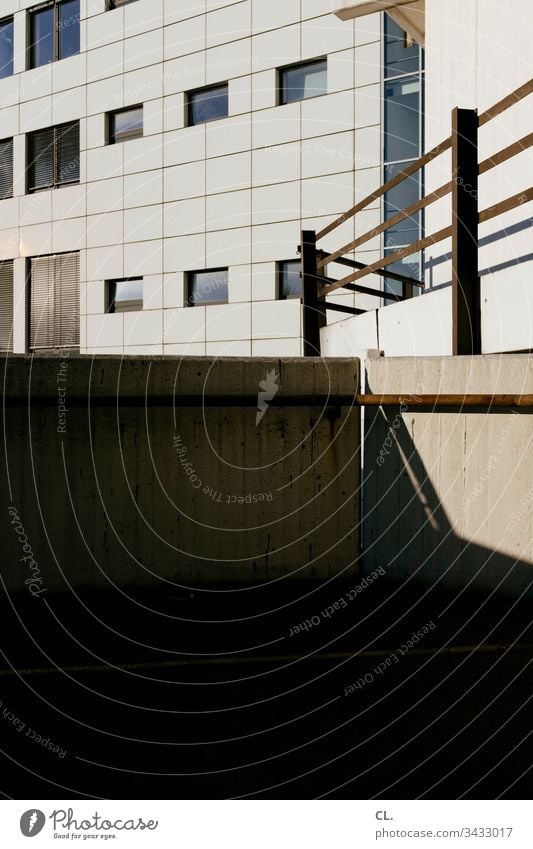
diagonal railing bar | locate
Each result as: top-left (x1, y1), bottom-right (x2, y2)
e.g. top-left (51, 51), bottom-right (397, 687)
top-left (324, 227), bottom-right (452, 296)
top-left (317, 180), bottom-right (453, 269)
top-left (321, 276), bottom-right (406, 302)
top-left (318, 251), bottom-right (424, 288)
top-left (315, 137), bottom-right (452, 241)
top-left (477, 77), bottom-right (533, 127)
top-left (479, 186), bottom-right (533, 224)
top-left (478, 133), bottom-right (533, 175)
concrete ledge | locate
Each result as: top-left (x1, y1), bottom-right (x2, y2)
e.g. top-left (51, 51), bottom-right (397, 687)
top-left (0, 355), bottom-right (360, 404)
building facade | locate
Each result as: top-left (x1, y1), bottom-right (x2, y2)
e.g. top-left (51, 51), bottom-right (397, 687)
top-left (0, 0), bottom-right (418, 357)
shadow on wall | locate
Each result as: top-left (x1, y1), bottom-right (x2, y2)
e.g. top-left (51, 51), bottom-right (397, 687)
top-left (362, 401), bottom-right (533, 600)
top-left (426, 217), bottom-right (533, 290)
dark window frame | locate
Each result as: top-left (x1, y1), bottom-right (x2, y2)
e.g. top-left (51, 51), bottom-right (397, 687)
top-left (108, 0), bottom-right (141, 8)
top-left (277, 260), bottom-right (302, 301)
top-left (0, 16), bottom-right (14, 80)
top-left (28, 0), bottom-right (80, 69)
top-left (0, 137), bottom-right (14, 199)
top-left (27, 120), bottom-right (80, 193)
top-left (107, 105), bottom-right (144, 144)
top-left (187, 83), bottom-right (229, 127)
top-left (107, 277), bottom-right (144, 314)
top-left (186, 268), bottom-right (229, 307)
top-left (278, 57), bottom-right (327, 105)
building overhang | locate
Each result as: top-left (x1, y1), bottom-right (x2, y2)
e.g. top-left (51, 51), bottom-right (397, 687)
top-left (332, 0), bottom-right (425, 46)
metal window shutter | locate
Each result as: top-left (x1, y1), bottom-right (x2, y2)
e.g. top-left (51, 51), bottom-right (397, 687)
top-left (30, 256), bottom-right (54, 350)
top-left (28, 127), bottom-right (54, 191)
top-left (53, 252), bottom-right (80, 349)
top-left (56, 122), bottom-right (80, 186)
top-left (0, 260), bottom-right (14, 352)
top-left (0, 139), bottom-right (13, 199)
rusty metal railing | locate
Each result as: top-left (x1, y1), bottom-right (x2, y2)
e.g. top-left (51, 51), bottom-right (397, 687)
top-left (299, 78), bottom-right (533, 357)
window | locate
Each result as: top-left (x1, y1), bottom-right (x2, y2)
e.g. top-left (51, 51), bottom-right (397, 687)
top-left (107, 278), bottom-right (143, 313)
top-left (0, 17), bottom-right (14, 79)
top-left (0, 260), bottom-right (13, 353)
top-left (108, 106), bottom-right (143, 144)
top-left (0, 138), bottom-right (13, 199)
top-left (187, 269), bottom-right (229, 306)
top-left (27, 121), bottom-right (80, 192)
top-left (108, 0), bottom-right (140, 7)
top-left (383, 17), bottom-right (424, 300)
top-left (278, 261), bottom-right (302, 300)
top-left (280, 59), bottom-right (327, 104)
top-left (29, 0), bottom-right (80, 69)
top-left (29, 252), bottom-right (80, 350)
top-left (188, 85), bottom-right (228, 126)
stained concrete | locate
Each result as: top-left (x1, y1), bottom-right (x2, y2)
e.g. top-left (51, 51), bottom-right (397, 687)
top-left (363, 354), bottom-right (533, 596)
top-left (1, 355), bottom-right (361, 593)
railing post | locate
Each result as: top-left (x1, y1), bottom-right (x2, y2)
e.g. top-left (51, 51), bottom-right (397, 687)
top-left (451, 107), bottom-right (480, 355)
top-left (301, 229), bottom-right (322, 357)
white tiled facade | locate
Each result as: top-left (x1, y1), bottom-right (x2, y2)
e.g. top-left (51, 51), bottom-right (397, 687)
top-left (2, 0), bottom-right (385, 356)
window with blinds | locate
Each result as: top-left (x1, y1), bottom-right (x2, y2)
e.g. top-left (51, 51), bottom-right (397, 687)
top-left (0, 138), bottom-right (13, 199)
top-left (30, 252), bottom-right (80, 350)
top-left (27, 121), bottom-right (79, 192)
top-left (0, 260), bottom-right (13, 353)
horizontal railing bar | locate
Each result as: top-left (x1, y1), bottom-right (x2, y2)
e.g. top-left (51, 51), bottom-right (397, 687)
top-left (358, 394), bottom-right (533, 408)
top-left (318, 251), bottom-right (424, 288)
top-left (478, 78), bottom-right (533, 127)
top-left (479, 186), bottom-right (533, 224)
top-left (342, 283), bottom-right (405, 302)
top-left (321, 302), bottom-right (366, 316)
top-left (324, 227), bottom-right (452, 295)
top-left (321, 276), bottom-right (405, 302)
top-left (316, 137), bottom-right (452, 241)
top-left (317, 181), bottom-right (453, 267)
top-left (479, 133), bottom-right (533, 175)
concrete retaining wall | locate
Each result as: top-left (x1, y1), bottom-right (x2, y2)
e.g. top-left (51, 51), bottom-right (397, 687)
top-left (1, 356), bottom-right (361, 594)
top-left (362, 354), bottom-right (533, 596)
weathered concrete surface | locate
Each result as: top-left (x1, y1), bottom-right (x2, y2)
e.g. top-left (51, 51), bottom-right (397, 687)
top-left (363, 354), bottom-right (533, 596)
top-left (1, 356), bottom-right (361, 593)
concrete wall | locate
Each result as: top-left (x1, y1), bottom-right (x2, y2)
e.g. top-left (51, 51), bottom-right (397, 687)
top-left (1, 355), bottom-right (360, 594)
top-left (321, 288), bottom-right (452, 358)
top-left (362, 354), bottom-right (533, 596)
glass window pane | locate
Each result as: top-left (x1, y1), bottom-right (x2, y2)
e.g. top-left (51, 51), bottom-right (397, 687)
top-left (189, 86), bottom-right (228, 125)
top-left (30, 7), bottom-right (55, 68)
top-left (282, 60), bottom-right (327, 104)
top-left (0, 19), bottom-right (14, 79)
top-left (59, 0), bottom-right (80, 60)
top-left (384, 15), bottom-right (420, 78)
top-left (109, 279), bottom-right (143, 313)
top-left (384, 161), bottom-right (421, 240)
top-left (188, 269), bottom-right (229, 306)
top-left (279, 261), bottom-right (301, 299)
top-left (384, 76), bottom-right (421, 163)
top-left (110, 107), bottom-right (143, 143)
top-left (384, 249), bottom-right (422, 300)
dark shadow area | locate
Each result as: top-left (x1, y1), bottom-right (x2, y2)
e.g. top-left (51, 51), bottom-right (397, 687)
top-left (0, 369), bottom-right (531, 799)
